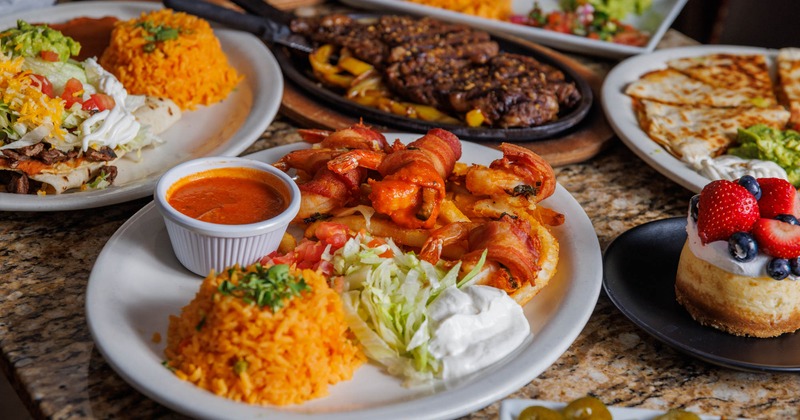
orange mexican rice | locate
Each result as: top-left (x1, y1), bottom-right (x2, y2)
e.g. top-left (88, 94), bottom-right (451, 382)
top-left (406, 0), bottom-right (512, 20)
top-left (164, 264), bottom-right (365, 406)
top-left (99, 9), bottom-right (243, 110)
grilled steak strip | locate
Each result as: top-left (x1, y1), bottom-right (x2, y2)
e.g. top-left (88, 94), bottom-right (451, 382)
top-left (291, 14), bottom-right (581, 128)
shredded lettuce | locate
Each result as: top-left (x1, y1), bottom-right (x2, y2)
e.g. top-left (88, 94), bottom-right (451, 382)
top-left (332, 232), bottom-right (485, 385)
top-left (21, 57), bottom-right (88, 94)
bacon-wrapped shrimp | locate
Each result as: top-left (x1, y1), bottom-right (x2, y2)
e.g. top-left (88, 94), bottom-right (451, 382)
top-left (464, 143), bottom-right (556, 204)
top-left (328, 128), bottom-right (462, 229)
top-left (273, 123), bottom-right (390, 221)
top-left (419, 213), bottom-right (558, 304)
top-left (450, 142), bottom-right (564, 227)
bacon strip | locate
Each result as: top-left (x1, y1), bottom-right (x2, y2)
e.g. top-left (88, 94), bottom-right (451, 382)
top-left (369, 129), bottom-right (463, 228)
top-left (462, 214), bottom-right (541, 290)
top-left (275, 123), bottom-right (388, 220)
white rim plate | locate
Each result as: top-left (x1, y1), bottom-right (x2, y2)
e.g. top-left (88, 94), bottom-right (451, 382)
top-left (0, 1), bottom-right (283, 211)
top-left (86, 137), bottom-right (603, 420)
top-left (339, 0), bottom-right (687, 59)
top-left (601, 45), bottom-right (779, 194)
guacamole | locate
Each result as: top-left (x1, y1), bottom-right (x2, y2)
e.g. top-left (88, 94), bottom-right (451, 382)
top-left (0, 20), bottom-right (80, 62)
top-left (559, 0), bottom-right (652, 20)
top-left (728, 124), bottom-right (800, 187)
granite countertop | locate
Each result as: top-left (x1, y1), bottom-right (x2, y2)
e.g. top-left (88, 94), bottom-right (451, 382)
top-left (2, 116), bottom-right (799, 419)
top-left (1, 5), bottom-right (799, 417)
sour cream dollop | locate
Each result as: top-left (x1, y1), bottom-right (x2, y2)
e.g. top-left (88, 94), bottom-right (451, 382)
top-left (427, 285), bottom-right (529, 381)
top-left (79, 58), bottom-right (141, 151)
top-left (689, 155), bottom-right (788, 182)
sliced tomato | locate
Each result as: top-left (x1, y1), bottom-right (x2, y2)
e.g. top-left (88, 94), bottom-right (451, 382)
top-left (82, 93), bottom-right (116, 112)
top-left (39, 50), bottom-right (60, 62)
top-left (29, 74), bottom-right (54, 97)
top-left (60, 78), bottom-right (84, 108)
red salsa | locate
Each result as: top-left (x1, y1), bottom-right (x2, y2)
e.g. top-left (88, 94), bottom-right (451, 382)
top-left (167, 167), bottom-right (289, 225)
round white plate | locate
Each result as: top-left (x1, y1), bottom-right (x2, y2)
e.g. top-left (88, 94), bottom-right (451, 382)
top-left (86, 137), bottom-right (603, 420)
top-left (0, 1), bottom-right (282, 211)
top-left (340, 0), bottom-right (687, 59)
top-left (601, 45), bottom-right (778, 194)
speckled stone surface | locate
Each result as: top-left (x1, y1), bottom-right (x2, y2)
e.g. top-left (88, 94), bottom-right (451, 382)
top-left (2, 6), bottom-right (800, 417)
top-left (2, 117), bottom-right (799, 419)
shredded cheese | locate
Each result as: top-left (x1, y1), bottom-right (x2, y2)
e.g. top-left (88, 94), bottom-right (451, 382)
top-left (0, 54), bottom-right (65, 140)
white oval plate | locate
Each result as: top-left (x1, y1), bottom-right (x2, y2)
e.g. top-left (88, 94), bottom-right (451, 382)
top-left (601, 45), bottom-right (778, 193)
top-left (340, 0), bottom-right (687, 59)
top-left (0, 1), bottom-right (282, 211)
top-left (86, 137), bottom-right (603, 420)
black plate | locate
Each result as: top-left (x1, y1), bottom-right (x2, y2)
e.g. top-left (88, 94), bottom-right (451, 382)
top-left (274, 17), bottom-right (593, 142)
top-left (603, 217), bottom-right (800, 372)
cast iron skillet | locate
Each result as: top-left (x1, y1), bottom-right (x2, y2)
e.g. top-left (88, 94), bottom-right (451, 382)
top-left (164, 0), bottom-right (593, 142)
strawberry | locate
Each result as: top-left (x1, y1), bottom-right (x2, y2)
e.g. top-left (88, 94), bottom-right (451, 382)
top-left (751, 218), bottom-right (800, 258)
top-left (696, 180), bottom-right (760, 244)
top-left (757, 177), bottom-right (800, 219)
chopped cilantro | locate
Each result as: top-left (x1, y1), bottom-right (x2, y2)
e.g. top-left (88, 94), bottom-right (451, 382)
top-left (233, 359), bottom-right (248, 375)
top-left (135, 21), bottom-right (181, 53)
top-left (217, 264), bottom-right (311, 313)
top-left (303, 212), bottom-right (332, 224)
top-left (509, 184), bottom-right (540, 198)
top-left (161, 360), bottom-right (176, 372)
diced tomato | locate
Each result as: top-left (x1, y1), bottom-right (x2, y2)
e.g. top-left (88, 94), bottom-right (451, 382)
top-left (39, 50), bottom-right (60, 62)
top-left (366, 238), bottom-right (384, 248)
top-left (261, 251), bottom-right (293, 266)
top-left (60, 78), bottom-right (84, 108)
top-left (365, 237), bottom-right (393, 258)
top-left (295, 240), bottom-right (328, 264)
top-left (314, 222), bottom-right (350, 249)
top-left (82, 93), bottom-right (116, 112)
top-left (29, 74), bottom-right (54, 97)
top-left (316, 260), bottom-right (335, 278)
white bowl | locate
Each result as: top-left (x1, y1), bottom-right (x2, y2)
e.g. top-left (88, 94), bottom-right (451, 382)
top-left (153, 157), bottom-right (300, 277)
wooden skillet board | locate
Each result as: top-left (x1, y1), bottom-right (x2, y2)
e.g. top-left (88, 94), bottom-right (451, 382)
top-left (278, 33), bottom-right (614, 166)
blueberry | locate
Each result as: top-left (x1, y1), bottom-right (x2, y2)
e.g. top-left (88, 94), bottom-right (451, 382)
top-left (738, 175), bottom-right (762, 200)
top-left (790, 257), bottom-right (800, 277)
top-left (690, 194), bottom-right (700, 222)
top-left (775, 214), bottom-right (800, 225)
top-left (728, 232), bottom-right (758, 262)
top-left (767, 258), bottom-right (791, 280)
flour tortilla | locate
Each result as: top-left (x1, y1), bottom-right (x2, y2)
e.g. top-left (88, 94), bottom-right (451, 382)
top-left (777, 48), bottom-right (800, 128)
top-left (666, 53), bottom-right (777, 105)
top-left (132, 96), bottom-right (181, 135)
top-left (634, 99), bottom-right (791, 161)
top-left (0, 153), bottom-right (123, 194)
top-left (625, 69), bottom-right (764, 108)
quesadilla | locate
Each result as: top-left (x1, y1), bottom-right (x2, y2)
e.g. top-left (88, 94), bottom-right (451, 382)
top-left (625, 68), bottom-right (768, 108)
top-left (633, 99), bottom-right (791, 161)
top-left (666, 53), bottom-right (777, 106)
top-left (777, 48), bottom-right (800, 129)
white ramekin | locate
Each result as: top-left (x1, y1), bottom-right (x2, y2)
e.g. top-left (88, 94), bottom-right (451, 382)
top-left (153, 156), bottom-right (300, 277)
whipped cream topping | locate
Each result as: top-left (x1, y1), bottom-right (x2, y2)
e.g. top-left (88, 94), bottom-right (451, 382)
top-left (687, 155), bottom-right (788, 183)
top-left (686, 214), bottom-right (799, 280)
